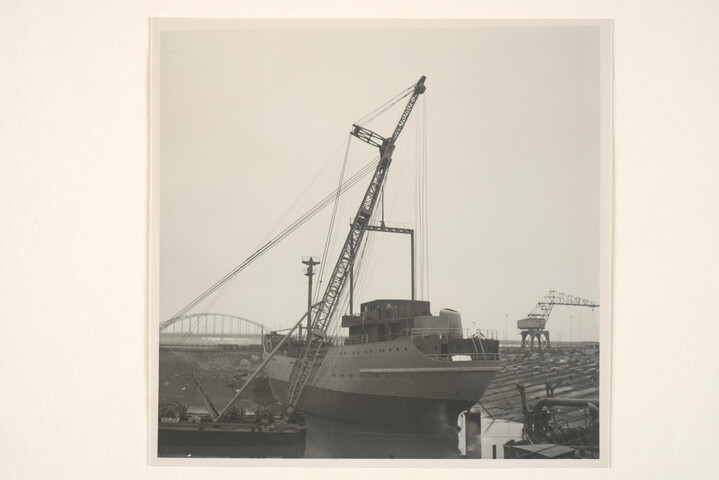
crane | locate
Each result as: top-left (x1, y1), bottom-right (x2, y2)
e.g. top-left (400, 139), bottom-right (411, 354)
top-left (283, 76), bottom-right (427, 416)
top-left (518, 290), bottom-right (599, 350)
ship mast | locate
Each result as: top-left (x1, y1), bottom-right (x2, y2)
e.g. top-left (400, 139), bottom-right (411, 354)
top-left (284, 76), bottom-right (427, 415)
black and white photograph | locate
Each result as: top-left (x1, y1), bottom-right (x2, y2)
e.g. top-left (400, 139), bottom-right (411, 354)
top-left (150, 19), bottom-right (611, 463)
top-left (6, 1), bottom-right (719, 478)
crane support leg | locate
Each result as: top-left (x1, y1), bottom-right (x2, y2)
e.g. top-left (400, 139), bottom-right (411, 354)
top-left (521, 330), bottom-right (550, 351)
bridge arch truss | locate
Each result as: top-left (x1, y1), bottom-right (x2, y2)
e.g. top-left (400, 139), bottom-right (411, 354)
top-left (160, 313), bottom-right (270, 338)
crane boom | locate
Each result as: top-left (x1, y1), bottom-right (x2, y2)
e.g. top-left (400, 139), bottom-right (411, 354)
top-left (519, 290), bottom-right (599, 331)
top-left (284, 76), bottom-right (427, 415)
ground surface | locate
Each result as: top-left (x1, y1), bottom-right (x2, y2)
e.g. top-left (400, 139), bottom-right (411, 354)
top-left (480, 347), bottom-right (600, 426)
top-left (158, 350), bottom-right (275, 413)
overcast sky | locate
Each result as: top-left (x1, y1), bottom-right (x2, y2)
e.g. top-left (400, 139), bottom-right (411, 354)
top-left (157, 21), bottom-right (607, 342)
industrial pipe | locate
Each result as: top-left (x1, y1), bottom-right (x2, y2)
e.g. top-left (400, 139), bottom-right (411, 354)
top-left (534, 398), bottom-right (599, 419)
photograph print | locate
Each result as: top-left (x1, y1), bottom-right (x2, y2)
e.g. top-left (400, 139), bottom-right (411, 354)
top-left (150, 19), bottom-right (611, 463)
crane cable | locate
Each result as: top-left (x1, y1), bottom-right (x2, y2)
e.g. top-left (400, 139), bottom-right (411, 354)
top-left (321, 88), bottom-right (426, 341)
top-left (422, 93), bottom-right (429, 300)
top-left (314, 135), bottom-right (353, 301)
top-left (162, 156), bottom-right (380, 329)
top-left (354, 85), bottom-right (415, 127)
top-left (312, 83), bottom-right (417, 305)
top-left (170, 141), bottom-right (355, 344)
top-left (177, 138), bottom-right (356, 343)
top-left (257, 138), bottom-right (351, 248)
top-left (163, 84), bottom-right (419, 331)
top-left (413, 93), bottom-right (429, 300)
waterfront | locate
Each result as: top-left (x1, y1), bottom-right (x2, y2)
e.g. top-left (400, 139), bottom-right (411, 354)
top-left (159, 371), bottom-right (523, 458)
top-left (305, 414), bottom-right (521, 459)
top-left (157, 349), bottom-right (565, 459)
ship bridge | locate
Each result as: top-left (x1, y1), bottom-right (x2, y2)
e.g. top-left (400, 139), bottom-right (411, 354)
top-left (340, 299), bottom-right (475, 343)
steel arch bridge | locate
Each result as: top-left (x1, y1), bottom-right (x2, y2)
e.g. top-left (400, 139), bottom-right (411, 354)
top-left (159, 313), bottom-right (270, 346)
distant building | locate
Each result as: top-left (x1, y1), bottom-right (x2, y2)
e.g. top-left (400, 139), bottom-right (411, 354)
top-left (582, 341), bottom-right (600, 355)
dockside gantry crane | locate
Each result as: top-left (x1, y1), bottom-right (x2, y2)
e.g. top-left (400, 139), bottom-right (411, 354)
top-left (284, 76), bottom-right (427, 416)
top-left (518, 290), bottom-right (599, 350)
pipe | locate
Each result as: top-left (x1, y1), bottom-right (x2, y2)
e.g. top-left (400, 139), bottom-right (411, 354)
top-left (534, 398), bottom-right (599, 420)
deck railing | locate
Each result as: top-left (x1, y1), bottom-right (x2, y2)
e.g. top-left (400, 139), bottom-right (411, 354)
top-left (398, 327), bottom-right (499, 340)
top-left (344, 334), bottom-right (369, 345)
top-left (400, 328), bottom-right (467, 339)
top-left (472, 328), bottom-right (499, 340)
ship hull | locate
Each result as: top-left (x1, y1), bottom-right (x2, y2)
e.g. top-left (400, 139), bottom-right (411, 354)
top-left (264, 338), bottom-right (499, 432)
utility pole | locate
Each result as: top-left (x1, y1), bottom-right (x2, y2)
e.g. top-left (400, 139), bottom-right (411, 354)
top-left (302, 257), bottom-right (320, 342)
